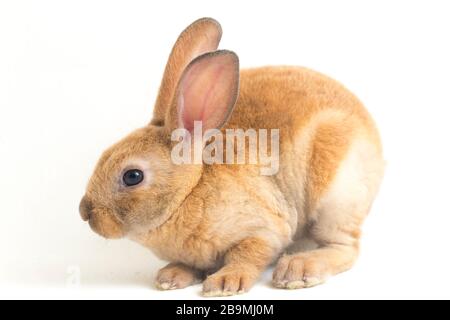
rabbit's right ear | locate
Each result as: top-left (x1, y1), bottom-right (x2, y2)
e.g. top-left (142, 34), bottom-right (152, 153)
top-left (165, 50), bottom-right (239, 135)
top-left (151, 18), bottom-right (222, 126)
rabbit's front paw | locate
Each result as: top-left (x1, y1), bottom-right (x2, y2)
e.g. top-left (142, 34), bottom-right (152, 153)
top-left (272, 254), bottom-right (328, 289)
top-left (155, 263), bottom-right (202, 290)
top-left (202, 267), bottom-right (255, 297)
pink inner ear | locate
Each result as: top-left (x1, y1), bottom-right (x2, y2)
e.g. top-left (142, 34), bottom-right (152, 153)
top-left (178, 53), bottom-right (238, 132)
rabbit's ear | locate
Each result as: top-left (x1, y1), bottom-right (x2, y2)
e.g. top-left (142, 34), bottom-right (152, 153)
top-left (151, 18), bottom-right (222, 126)
top-left (165, 50), bottom-right (239, 134)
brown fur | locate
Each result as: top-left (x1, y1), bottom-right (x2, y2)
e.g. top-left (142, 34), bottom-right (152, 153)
top-left (80, 18), bottom-right (384, 296)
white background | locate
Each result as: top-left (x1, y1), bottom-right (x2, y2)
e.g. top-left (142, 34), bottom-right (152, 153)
top-left (1, 0), bottom-right (449, 300)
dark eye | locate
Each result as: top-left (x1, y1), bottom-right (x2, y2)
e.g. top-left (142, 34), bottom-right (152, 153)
top-left (123, 169), bottom-right (144, 186)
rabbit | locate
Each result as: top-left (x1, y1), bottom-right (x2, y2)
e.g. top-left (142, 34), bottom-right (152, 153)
top-left (79, 17), bottom-right (384, 296)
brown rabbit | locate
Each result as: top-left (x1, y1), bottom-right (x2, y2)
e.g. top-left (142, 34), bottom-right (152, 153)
top-left (79, 17), bottom-right (384, 296)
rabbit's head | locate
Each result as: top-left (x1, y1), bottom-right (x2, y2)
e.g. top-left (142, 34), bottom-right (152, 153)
top-left (79, 18), bottom-right (239, 239)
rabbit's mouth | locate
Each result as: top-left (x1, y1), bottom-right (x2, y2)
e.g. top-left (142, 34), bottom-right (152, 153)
top-left (79, 195), bottom-right (125, 239)
top-left (88, 210), bottom-right (124, 239)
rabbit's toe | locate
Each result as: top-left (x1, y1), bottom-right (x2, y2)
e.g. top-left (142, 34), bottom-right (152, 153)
top-left (202, 269), bottom-right (253, 297)
top-left (155, 263), bottom-right (201, 290)
top-left (272, 254), bottom-right (328, 289)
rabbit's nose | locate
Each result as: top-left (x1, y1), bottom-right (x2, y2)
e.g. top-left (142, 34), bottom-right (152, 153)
top-left (79, 195), bottom-right (93, 221)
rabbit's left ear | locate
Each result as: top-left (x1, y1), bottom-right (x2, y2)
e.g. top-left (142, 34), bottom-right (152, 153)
top-left (151, 18), bottom-right (222, 126)
top-left (165, 50), bottom-right (239, 134)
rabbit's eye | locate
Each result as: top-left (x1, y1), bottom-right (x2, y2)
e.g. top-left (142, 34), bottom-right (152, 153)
top-left (123, 169), bottom-right (144, 187)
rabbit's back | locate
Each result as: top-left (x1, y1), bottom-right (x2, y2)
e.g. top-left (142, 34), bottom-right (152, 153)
top-left (227, 66), bottom-right (383, 222)
top-left (229, 67), bottom-right (377, 138)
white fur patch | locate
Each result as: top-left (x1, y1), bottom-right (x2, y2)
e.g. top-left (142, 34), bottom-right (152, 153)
top-left (313, 139), bottom-right (385, 244)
